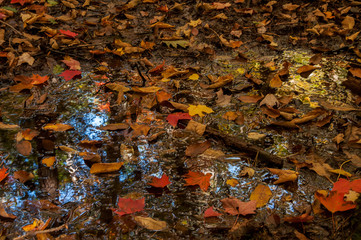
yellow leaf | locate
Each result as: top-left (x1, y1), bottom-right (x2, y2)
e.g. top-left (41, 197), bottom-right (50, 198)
top-left (250, 184), bottom-right (272, 208)
top-left (42, 123), bottom-right (73, 132)
top-left (188, 73), bottom-right (199, 80)
top-left (188, 19), bottom-right (202, 27)
top-left (23, 219), bottom-right (42, 232)
top-left (226, 179), bottom-right (239, 187)
top-left (329, 169), bottom-right (352, 177)
top-left (90, 162), bottom-right (124, 174)
top-left (187, 104), bottom-right (213, 117)
top-left (42, 157), bottom-right (56, 167)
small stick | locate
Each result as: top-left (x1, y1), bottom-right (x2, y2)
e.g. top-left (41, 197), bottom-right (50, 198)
top-left (0, 20), bottom-right (24, 36)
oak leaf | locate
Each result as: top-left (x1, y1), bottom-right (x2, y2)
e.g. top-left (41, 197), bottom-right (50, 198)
top-left (187, 104), bottom-right (213, 117)
top-left (315, 190), bottom-right (356, 213)
top-left (113, 197), bottom-right (145, 216)
top-left (148, 174), bottom-right (171, 188)
top-left (184, 171), bottom-right (212, 191)
top-left (221, 197), bottom-right (257, 216)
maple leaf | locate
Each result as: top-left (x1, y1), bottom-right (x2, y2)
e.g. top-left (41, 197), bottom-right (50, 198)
top-left (204, 207), bottom-right (222, 218)
top-left (0, 167), bottom-right (9, 183)
top-left (113, 197), bottom-right (145, 216)
top-left (166, 112), bottom-right (192, 127)
top-left (10, 0), bottom-right (32, 5)
top-left (30, 74), bottom-right (49, 85)
top-left (59, 29), bottom-right (78, 38)
top-left (221, 197), bottom-right (257, 216)
top-left (187, 104), bottom-right (214, 117)
top-left (332, 178), bottom-right (361, 194)
top-left (184, 171), bottom-right (212, 191)
top-left (62, 57), bottom-right (81, 70)
top-left (148, 174), bottom-right (171, 188)
top-left (59, 70), bottom-right (82, 81)
top-left (315, 190), bottom-right (356, 213)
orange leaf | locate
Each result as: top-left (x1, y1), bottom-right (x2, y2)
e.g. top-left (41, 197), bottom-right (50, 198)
top-left (148, 174), bottom-right (171, 188)
top-left (184, 171), bottom-right (212, 191)
top-left (0, 167), bottom-right (9, 183)
top-left (315, 190), bottom-right (356, 213)
top-left (42, 123), bottom-right (73, 132)
top-left (113, 197), bottom-right (145, 216)
top-left (62, 57), bottom-right (81, 70)
top-left (204, 207), bottom-right (222, 218)
top-left (90, 162), bottom-right (124, 174)
top-left (30, 74), bottom-right (49, 85)
top-left (283, 213), bottom-right (314, 223)
top-left (250, 184), bottom-right (272, 208)
top-left (267, 168), bottom-right (298, 184)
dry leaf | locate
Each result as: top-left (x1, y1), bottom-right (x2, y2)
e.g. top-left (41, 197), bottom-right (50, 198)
top-left (134, 216), bottom-right (167, 231)
top-left (90, 162), bottom-right (124, 174)
top-left (267, 168), bottom-right (298, 184)
top-left (14, 170), bottom-right (34, 183)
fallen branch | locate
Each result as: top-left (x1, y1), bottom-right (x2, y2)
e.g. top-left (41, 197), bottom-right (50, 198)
top-left (205, 127), bottom-right (284, 168)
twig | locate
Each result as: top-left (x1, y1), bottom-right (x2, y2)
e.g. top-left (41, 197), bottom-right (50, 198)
top-left (13, 224), bottom-right (67, 240)
top-left (0, 20), bottom-right (24, 36)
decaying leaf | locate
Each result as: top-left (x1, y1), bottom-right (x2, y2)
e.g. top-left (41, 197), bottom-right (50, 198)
top-left (0, 122), bottom-right (20, 130)
top-left (134, 216), bottom-right (167, 231)
top-left (42, 156), bottom-right (56, 167)
top-left (185, 120), bottom-right (206, 135)
top-left (99, 123), bottom-right (129, 131)
top-left (16, 140), bottom-right (32, 156)
top-left (0, 203), bottom-right (16, 220)
top-left (221, 197), bottom-right (257, 216)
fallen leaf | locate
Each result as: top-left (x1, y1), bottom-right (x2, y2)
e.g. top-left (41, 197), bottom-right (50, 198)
top-left (260, 94), bottom-right (279, 107)
top-left (42, 156), bottom-right (56, 167)
top-left (342, 16), bottom-right (355, 30)
top-left (296, 65), bottom-right (319, 78)
top-left (238, 95), bottom-right (263, 103)
top-left (20, 129), bottom-right (39, 140)
top-left (0, 203), bottom-right (16, 220)
top-left (59, 70), bottom-right (82, 81)
top-left (283, 213), bottom-right (314, 223)
top-left (332, 178), bottom-right (361, 194)
top-left (99, 123), bottom-right (129, 130)
top-left (90, 162), bottom-right (124, 174)
top-left (148, 174), bottom-right (171, 188)
top-left (344, 190), bottom-right (360, 202)
top-left (315, 190), bottom-right (356, 213)
top-left (43, 123), bottom-right (73, 131)
top-left (188, 73), bottom-right (199, 80)
top-left (349, 68), bottom-right (361, 78)
top-left (184, 171), bottom-right (212, 191)
top-left (222, 111), bottom-right (238, 121)
top-left (13, 170), bottom-right (34, 183)
top-left (30, 74), bottom-right (49, 85)
top-left (134, 216), bottom-right (167, 231)
top-left (0, 122), bottom-right (20, 130)
top-left (226, 179), bottom-right (239, 187)
top-left (156, 90), bottom-right (172, 103)
top-left (187, 104), bottom-right (213, 117)
top-left (250, 184), bottom-right (272, 208)
top-left (204, 207), bottom-right (222, 218)
top-left (185, 141), bottom-right (211, 157)
top-left (59, 29), bottom-right (78, 38)
top-left (0, 167), bottom-right (9, 183)
top-left (113, 197), bottom-right (145, 216)
top-left (267, 168), bottom-right (298, 184)
top-left (17, 53), bottom-right (34, 66)
top-left (329, 168), bottom-right (352, 177)
top-left (270, 74), bottom-right (282, 88)
top-left (221, 197), bottom-right (257, 216)
top-left (59, 145), bottom-right (78, 153)
top-left (16, 140), bottom-right (32, 156)
top-left (166, 112), bottom-right (192, 127)
top-left (185, 120), bottom-right (206, 135)
top-left (130, 123), bottom-right (151, 137)
top-left (62, 57), bottom-right (81, 70)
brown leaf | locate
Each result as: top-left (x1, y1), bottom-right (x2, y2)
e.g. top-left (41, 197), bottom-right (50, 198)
top-left (269, 74), bottom-right (282, 88)
top-left (296, 65), bottom-right (319, 78)
top-left (238, 95), bottom-right (263, 103)
top-left (185, 120), bottom-right (206, 135)
top-left (134, 216), bottom-right (167, 231)
top-left (13, 170), bottom-right (34, 183)
top-left (0, 122), bottom-right (20, 130)
top-left (221, 197), bottom-right (257, 216)
top-left (342, 16), bottom-right (355, 30)
top-left (309, 53), bottom-right (322, 65)
top-left (131, 123), bottom-right (151, 137)
top-left (90, 162), bottom-right (124, 174)
top-left (260, 94), bottom-right (279, 108)
top-left (250, 184), bottom-right (272, 208)
top-left (185, 141), bottom-right (211, 157)
top-left (349, 68), bottom-right (361, 78)
top-left (99, 123), bottom-right (129, 131)
top-left (319, 100), bottom-right (360, 111)
top-left (0, 203), bottom-right (16, 220)
top-left (16, 140), bottom-right (32, 156)
top-left (43, 123), bottom-right (73, 131)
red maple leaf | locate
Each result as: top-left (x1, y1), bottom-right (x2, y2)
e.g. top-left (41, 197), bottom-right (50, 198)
top-left (0, 167), bottom-right (9, 183)
top-left (30, 74), bottom-right (49, 85)
top-left (166, 112), bottom-right (191, 127)
top-left (315, 190), bottom-right (356, 213)
top-left (10, 0), bottom-right (32, 6)
top-left (204, 207), bottom-right (222, 218)
top-left (59, 70), bottom-right (81, 81)
top-left (149, 60), bottom-right (165, 75)
top-left (59, 29), bottom-right (78, 38)
top-left (283, 213), bottom-right (314, 223)
top-left (148, 174), bottom-right (171, 188)
top-left (221, 197), bottom-right (257, 216)
top-left (332, 178), bottom-right (361, 194)
top-left (184, 171), bottom-right (212, 191)
top-left (113, 197), bottom-right (145, 216)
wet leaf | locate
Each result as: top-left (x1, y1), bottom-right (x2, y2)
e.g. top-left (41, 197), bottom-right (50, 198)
top-left (185, 140), bottom-right (211, 157)
top-left (283, 213), bottom-right (313, 223)
top-left (185, 120), bottom-right (206, 135)
top-left (134, 216), bottom-right (167, 231)
top-left (226, 179), bottom-right (239, 187)
top-left (0, 203), bottom-right (16, 219)
top-left (130, 123), bottom-right (151, 137)
top-left (90, 162), bottom-right (124, 174)
top-left (113, 197), bottom-right (145, 216)
top-left (59, 145), bottom-right (78, 153)
top-left (184, 171), bottom-right (212, 191)
top-left (62, 57), bottom-right (81, 70)
top-left (267, 168), bottom-right (298, 184)
top-left (99, 123), bottom-right (129, 131)
top-left (59, 29), bottom-right (78, 38)
top-left (42, 156), bottom-right (56, 167)
top-left (0, 122), bottom-right (20, 130)
top-left (221, 197), bottom-right (257, 216)
top-left (315, 190), bottom-right (356, 213)
top-left (204, 207), bottom-right (222, 218)
top-left (222, 111), bottom-right (238, 121)
top-left (349, 68), bottom-right (361, 78)
top-left (0, 167), bottom-right (9, 183)
top-left (132, 86), bottom-right (162, 93)
top-left (166, 112), bottom-right (192, 127)
top-left (187, 104), bottom-right (213, 117)
top-left (59, 70), bottom-right (82, 81)
top-left (156, 90), bottom-right (172, 103)
top-left (344, 190), bottom-right (359, 202)
top-left (148, 174), bottom-right (171, 188)
top-left (188, 73), bottom-right (199, 80)
top-left (43, 123), bottom-right (73, 131)
top-left (20, 129), bottom-right (39, 140)
top-left (13, 170), bottom-right (34, 183)
top-left (250, 184), bottom-right (272, 208)
top-left (22, 218), bottom-right (50, 231)
top-left (296, 65), bottom-right (319, 78)
top-left (16, 140), bottom-right (32, 156)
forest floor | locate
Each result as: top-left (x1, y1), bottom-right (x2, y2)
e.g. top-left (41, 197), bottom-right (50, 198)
top-left (1, 0), bottom-right (361, 239)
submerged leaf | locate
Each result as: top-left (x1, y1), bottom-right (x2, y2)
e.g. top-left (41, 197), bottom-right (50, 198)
top-left (184, 171), bottom-right (212, 191)
top-left (134, 216), bottom-right (167, 231)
